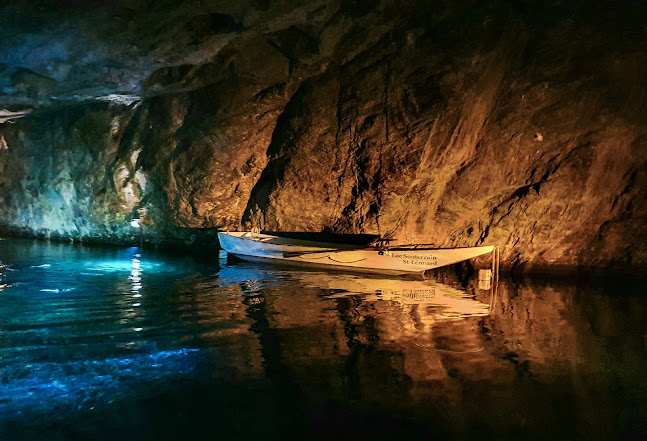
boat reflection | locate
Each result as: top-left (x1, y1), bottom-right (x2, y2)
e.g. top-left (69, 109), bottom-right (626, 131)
top-left (297, 272), bottom-right (489, 311)
top-left (215, 262), bottom-right (492, 347)
top-left (243, 265), bottom-right (646, 440)
top-left (296, 272), bottom-right (492, 366)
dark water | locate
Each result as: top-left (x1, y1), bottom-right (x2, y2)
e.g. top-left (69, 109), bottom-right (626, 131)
top-left (0, 239), bottom-right (645, 441)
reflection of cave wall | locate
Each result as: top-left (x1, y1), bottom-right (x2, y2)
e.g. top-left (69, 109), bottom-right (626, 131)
top-left (259, 278), bottom-right (644, 439)
top-left (1, 0), bottom-right (646, 271)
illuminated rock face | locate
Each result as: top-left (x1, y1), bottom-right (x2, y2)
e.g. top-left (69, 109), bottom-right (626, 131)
top-left (0, 1), bottom-right (646, 272)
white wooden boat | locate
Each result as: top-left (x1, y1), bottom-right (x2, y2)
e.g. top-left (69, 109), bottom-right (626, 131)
top-left (218, 231), bottom-right (495, 275)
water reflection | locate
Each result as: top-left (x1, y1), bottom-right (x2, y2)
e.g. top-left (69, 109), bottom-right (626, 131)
top-left (0, 241), bottom-right (265, 434)
top-left (0, 239), bottom-right (644, 440)
top-left (224, 262), bottom-right (646, 440)
top-left (129, 253), bottom-right (143, 293)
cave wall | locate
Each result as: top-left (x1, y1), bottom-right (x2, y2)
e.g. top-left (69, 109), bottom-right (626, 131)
top-left (0, 104), bottom-right (138, 241)
top-left (1, 0), bottom-right (646, 272)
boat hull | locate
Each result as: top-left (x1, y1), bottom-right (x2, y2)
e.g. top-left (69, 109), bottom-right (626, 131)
top-left (218, 232), bottom-right (495, 275)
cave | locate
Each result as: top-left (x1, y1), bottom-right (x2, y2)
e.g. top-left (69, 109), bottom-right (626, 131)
top-left (1, 1), bottom-right (646, 440)
top-left (1, 0), bottom-right (645, 274)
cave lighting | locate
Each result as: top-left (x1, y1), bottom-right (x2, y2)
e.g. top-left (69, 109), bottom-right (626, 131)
top-left (130, 218), bottom-right (141, 228)
top-left (129, 254), bottom-right (143, 294)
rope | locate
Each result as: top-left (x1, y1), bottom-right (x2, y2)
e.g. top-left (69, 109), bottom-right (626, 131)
top-left (327, 257), bottom-right (367, 264)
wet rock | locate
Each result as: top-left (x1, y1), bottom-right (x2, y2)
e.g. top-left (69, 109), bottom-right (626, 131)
top-left (11, 68), bottom-right (56, 98)
top-left (0, 0), bottom-right (646, 273)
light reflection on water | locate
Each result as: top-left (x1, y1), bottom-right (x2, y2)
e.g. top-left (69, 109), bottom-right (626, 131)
top-left (0, 238), bottom-right (645, 440)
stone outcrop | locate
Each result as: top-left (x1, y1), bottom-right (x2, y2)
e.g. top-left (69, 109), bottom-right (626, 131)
top-left (1, 0), bottom-right (646, 273)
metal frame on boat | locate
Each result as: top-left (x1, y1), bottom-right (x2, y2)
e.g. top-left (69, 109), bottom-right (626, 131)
top-left (218, 231), bottom-right (496, 276)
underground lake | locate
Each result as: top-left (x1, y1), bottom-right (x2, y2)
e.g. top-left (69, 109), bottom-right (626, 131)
top-left (0, 238), bottom-right (644, 440)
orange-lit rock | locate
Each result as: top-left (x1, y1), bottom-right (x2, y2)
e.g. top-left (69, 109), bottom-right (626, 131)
top-left (0, 0), bottom-right (646, 273)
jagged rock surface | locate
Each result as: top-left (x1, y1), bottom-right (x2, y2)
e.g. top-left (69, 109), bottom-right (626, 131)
top-left (1, 0), bottom-right (646, 272)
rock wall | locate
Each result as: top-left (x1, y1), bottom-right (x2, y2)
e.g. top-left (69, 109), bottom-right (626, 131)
top-left (1, 0), bottom-right (646, 272)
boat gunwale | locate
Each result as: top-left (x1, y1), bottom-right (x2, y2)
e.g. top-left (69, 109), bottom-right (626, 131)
top-left (220, 232), bottom-right (493, 253)
top-left (383, 245), bottom-right (495, 251)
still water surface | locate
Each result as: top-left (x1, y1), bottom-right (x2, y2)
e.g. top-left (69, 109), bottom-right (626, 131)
top-left (0, 239), bottom-right (645, 440)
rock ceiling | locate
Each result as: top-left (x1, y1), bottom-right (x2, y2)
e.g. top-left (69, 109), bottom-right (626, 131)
top-left (0, 0), bottom-right (275, 111)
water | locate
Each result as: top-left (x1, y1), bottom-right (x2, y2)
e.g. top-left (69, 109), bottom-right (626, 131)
top-left (0, 238), bottom-right (645, 440)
